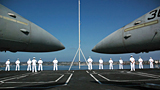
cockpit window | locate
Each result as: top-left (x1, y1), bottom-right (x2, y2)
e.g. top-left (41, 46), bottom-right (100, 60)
top-left (134, 20), bottom-right (141, 25)
top-left (8, 13), bottom-right (16, 18)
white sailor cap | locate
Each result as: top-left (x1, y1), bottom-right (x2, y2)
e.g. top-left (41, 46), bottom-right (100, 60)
top-left (130, 55), bottom-right (133, 57)
top-left (33, 57), bottom-right (36, 58)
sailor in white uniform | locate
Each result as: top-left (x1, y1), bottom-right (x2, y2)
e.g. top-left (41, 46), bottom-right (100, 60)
top-left (27, 58), bottom-right (32, 71)
top-left (32, 57), bottom-right (37, 72)
top-left (15, 58), bottom-right (20, 71)
top-left (99, 58), bottom-right (103, 69)
top-left (109, 58), bottom-right (113, 70)
top-left (149, 57), bottom-right (154, 68)
top-left (155, 60), bottom-right (159, 68)
top-left (53, 58), bottom-right (58, 71)
top-left (138, 57), bottom-right (143, 69)
top-left (119, 57), bottom-right (123, 69)
top-left (38, 58), bottom-right (43, 71)
top-left (87, 57), bottom-right (93, 70)
top-left (5, 59), bottom-right (10, 71)
top-left (130, 55), bottom-right (135, 71)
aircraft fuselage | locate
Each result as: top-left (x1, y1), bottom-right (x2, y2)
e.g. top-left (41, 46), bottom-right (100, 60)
top-left (92, 6), bottom-right (160, 54)
top-left (0, 4), bottom-right (65, 52)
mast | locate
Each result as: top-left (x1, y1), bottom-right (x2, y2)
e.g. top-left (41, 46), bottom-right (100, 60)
top-left (78, 0), bottom-right (80, 69)
top-left (68, 0), bottom-right (88, 71)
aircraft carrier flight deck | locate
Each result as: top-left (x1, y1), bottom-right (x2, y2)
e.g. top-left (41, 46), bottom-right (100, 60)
top-left (0, 69), bottom-right (160, 90)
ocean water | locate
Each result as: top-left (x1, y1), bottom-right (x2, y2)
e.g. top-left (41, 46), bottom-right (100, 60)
top-left (0, 64), bottom-right (159, 71)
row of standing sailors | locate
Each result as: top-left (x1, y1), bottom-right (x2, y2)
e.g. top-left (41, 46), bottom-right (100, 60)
top-left (5, 57), bottom-right (58, 72)
top-left (5, 56), bottom-right (156, 71)
top-left (87, 56), bottom-right (155, 71)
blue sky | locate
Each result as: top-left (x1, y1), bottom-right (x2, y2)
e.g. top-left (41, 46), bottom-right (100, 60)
top-left (0, 0), bottom-right (160, 62)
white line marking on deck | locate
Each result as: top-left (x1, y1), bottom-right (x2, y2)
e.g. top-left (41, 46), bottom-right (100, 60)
top-left (64, 73), bottom-right (73, 85)
top-left (55, 74), bottom-right (64, 82)
top-left (136, 72), bottom-right (160, 78)
top-left (0, 72), bottom-right (72, 88)
top-left (110, 79), bottom-right (160, 82)
top-left (5, 81), bottom-right (56, 83)
top-left (90, 74), bottom-right (102, 84)
top-left (1, 75), bottom-right (28, 82)
top-left (5, 74), bottom-right (65, 84)
top-left (127, 71), bottom-right (159, 78)
top-left (0, 72), bottom-right (41, 83)
top-left (93, 71), bottom-right (97, 74)
top-left (86, 71), bottom-right (89, 73)
top-left (98, 74), bottom-right (110, 81)
top-left (98, 73), bottom-right (160, 82)
top-left (0, 73), bottom-right (31, 80)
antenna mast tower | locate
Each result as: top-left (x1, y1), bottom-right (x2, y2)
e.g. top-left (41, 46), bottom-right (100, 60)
top-left (69, 0), bottom-right (88, 71)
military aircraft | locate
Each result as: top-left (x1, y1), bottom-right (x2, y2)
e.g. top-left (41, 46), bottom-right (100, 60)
top-left (92, 6), bottom-right (160, 54)
top-left (0, 4), bottom-right (65, 52)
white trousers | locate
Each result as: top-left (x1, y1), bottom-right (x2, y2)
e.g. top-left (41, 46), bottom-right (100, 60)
top-left (130, 63), bottom-right (135, 71)
top-left (88, 63), bottom-right (92, 70)
top-left (32, 65), bottom-right (37, 72)
top-left (139, 63), bottom-right (143, 69)
top-left (15, 64), bottom-right (20, 71)
top-left (119, 64), bottom-right (123, 69)
top-left (155, 64), bottom-right (159, 68)
top-left (27, 64), bottom-right (31, 71)
top-left (109, 64), bottom-right (113, 70)
top-left (38, 64), bottom-right (43, 71)
top-left (5, 65), bottom-right (10, 71)
top-left (99, 64), bottom-right (103, 69)
top-left (53, 64), bottom-right (58, 71)
top-left (150, 63), bottom-right (154, 68)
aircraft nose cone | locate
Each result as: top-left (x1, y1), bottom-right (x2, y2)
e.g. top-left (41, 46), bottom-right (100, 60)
top-left (26, 23), bottom-right (65, 52)
top-left (92, 46), bottom-right (96, 52)
top-left (92, 28), bottom-right (127, 54)
top-left (48, 35), bottom-right (65, 51)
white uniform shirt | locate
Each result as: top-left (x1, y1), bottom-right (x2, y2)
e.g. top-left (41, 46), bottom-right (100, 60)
top-left (38, 60), bottom-right (43, 64)
top-left (130, 57), bottom-right (135, 63)
top-left (53, 60), bottom-right (58, 64)
top-left (32, 59), bottom-right (37, 65)
top-left (27, 60), bottom-right (31, 65)
top-left (149, 59), bottom-right (154, 63)
top-left (88, 58), bottom-right (93, 63)
top-left (119, 59), bottom-right (123, 64)
top-left (109, 60), bottom-right (113, 64)
top-left (99, 59), bottom-right (103, 64)
top-left (6, 61), bottom-right (10, 65)
top-left (138, 58), bottom-right (143, 63)
top-left (15, 60), bottom-right (20, 65)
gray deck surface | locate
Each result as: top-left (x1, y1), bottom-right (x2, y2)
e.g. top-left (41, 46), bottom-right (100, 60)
top-left (0, 69), bottom-right (160, 90)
